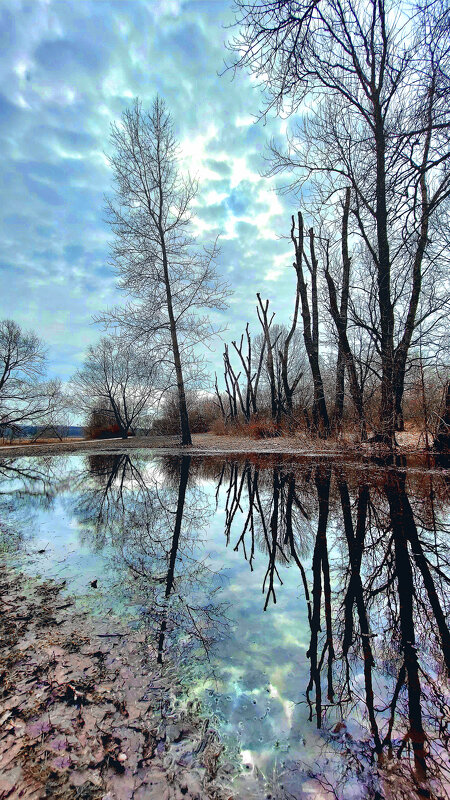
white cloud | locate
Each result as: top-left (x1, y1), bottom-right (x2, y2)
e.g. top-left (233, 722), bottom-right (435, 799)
top-left (0, 0), bottom-right (297, 384)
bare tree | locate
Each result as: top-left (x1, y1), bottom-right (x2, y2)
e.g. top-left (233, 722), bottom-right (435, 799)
top-left (221, 313), bottom-right (308, 426)
top-left (0, 319), bottom-right (64, 436)
top-left (71, 336), bottom-right (159, 438)
top-left (331, 188), bottom-right (351, 431)
top-left (229, 0), bottom-right (450, 444)
top-left (101, 97), bottom-right (229, 445)
top-left (232, 322), bottom-right (267, 419)
top-left (278, 263), bottom-right (305, 420)
top-left (320, 189), bottom-right (368, 440)
top-left (290, 214), bottom-right (330, 435)
top-left (223, 342), bottom-right (243, 421)
top-left (256, 293), bottom-right (279, 421)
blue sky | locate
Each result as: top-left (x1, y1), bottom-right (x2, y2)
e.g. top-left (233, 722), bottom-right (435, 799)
top-left (0, 0), bottom-right (298, 383)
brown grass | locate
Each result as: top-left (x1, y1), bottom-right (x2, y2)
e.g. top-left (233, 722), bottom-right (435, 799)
top-left (0, 436), bottom-right (84, 447)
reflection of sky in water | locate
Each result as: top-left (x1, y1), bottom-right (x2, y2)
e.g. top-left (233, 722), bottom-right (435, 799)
top-left (1, 456), bottom-right (134, 614)
top-left (1, 452), bottom-right (449, 800)
top-left (0, 454), bottom-right (328, 780)
top-left (194, 522), bottom-right (312, 765)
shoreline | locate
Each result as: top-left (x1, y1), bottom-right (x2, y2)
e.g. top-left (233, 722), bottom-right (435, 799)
top-left (0, 567), bottom-right (241, 800)
top-left (0, 431), bottom-right (436, 460)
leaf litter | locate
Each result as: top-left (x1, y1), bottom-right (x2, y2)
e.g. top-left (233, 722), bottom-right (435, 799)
top-left (0, 569), bottom-right (240, 800)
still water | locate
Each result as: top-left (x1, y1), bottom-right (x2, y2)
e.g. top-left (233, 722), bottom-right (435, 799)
top-left (1, 451), bottom-right (449, 799)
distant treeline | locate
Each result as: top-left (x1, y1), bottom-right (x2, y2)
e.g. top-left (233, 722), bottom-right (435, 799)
top-left (2, 425), bottom-right (84, 440)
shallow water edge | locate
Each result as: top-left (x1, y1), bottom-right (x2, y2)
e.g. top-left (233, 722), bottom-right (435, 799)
top-left (0, 567), bottom-right (254, 800)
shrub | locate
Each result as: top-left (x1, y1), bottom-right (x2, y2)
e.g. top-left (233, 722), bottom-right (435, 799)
top-left (246, 415), bottom-right (279, 439)
top-left (85, 409), bottom-right (121, 440)
top-left (152, 391), bottom-right (218, 435)
top-left (210, 416), bottom-right (228, 436)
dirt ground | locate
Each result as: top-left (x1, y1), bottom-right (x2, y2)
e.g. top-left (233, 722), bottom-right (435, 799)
top-left (0, 430), bottom-right (426, 459)
top-left (0, 570), bottom-right (242, 800)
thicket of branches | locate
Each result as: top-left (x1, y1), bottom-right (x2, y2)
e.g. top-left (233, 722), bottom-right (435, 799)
top-left (222, 0), bottom-right (450, 444)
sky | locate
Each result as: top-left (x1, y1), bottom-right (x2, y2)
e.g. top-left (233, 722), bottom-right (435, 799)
top-left (0, 0), bottom-right (299, 384)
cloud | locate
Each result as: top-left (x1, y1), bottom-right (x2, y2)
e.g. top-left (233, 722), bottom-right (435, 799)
top-left (0, 0), bottom-right (297, 384)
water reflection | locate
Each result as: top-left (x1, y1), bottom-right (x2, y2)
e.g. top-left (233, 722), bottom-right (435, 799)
top-left (72, 453), bottom-right (229, 671)
top-left (0, 456), bottom-right (69, 551)
top-left (220, 459), bottom-right (449, 792)
top-left (1, 452), bottom-right (449, 799)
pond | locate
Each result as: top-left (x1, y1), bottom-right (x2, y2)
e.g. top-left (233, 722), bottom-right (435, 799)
top-left (1, 451), bottom-right (449, 800)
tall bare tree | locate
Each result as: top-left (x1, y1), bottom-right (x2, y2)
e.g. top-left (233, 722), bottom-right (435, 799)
top-left (320, 189), bottom-right (368, 440)
top-left (102, 97), bottom-right (229, 445)
top-left (256, 293), bottom-right (279, 420)
top-left (331, 188), bottom-right (351, 431)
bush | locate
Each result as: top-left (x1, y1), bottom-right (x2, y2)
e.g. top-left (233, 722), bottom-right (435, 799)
top-left (246, 416), bottom-right (279, 438)
top-left (210, 417), bottom-right (228, 435)
top-left (152, 391), bottom-right (218, 435)
top-left (85, 409), bottom-right (121, 440)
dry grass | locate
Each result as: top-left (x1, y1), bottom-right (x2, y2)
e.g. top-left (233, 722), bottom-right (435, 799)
top-left (0, 436), bottom-right (84, 448)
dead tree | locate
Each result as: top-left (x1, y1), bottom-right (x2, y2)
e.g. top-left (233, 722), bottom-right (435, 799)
top-left (325, 258), bottom-right (367, 441)
top-left (223, 347), bottom-right (239, 422)
top-left (213, 372), bottom-right (226, 421)
top-left (291, 213), bottom-right (330, 436)
top-left (256, 294), bottom-right (279, 421)
top-left (323, 191), bottom-right (368, 441)
top-left (232, 322), bottom-right (267, 419)
top-left (223, 344), bottom-right (246, 422)
top-left (332, 188), bottom-right (351, 431)
top-left (279, 265), bottom-right (304, 420)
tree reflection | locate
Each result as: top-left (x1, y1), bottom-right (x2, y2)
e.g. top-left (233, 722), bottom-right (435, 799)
top-left (74, 453), bottom-right (229, 674)
top-left (222, 461), bottom-right (313, 609)
top-left (3, 450), bottom-right (448, 795)
top-left (219, 457), bottom-right (450, 797)
top-left (0, 456), bottom-right (68, 550)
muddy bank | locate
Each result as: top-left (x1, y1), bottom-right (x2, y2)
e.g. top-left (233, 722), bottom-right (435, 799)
top-left (0, 569), bottom-right (239, 800)
top-left (0, 430), bottom-right (428, 459)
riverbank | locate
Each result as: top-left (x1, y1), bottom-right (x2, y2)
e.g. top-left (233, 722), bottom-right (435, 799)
top-left (0, 569), bottom-right (238, 800)
top-left (0, 430), bottom-right (428, 459)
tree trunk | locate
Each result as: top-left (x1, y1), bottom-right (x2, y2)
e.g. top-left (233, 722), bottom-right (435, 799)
top-left (332, 188), bottom-right (351, 431)
top-left (280, 257), bottom-right (303, 421)
top-left (392, 74), bottom-right (433, 433)
top-left (257, 294), bottom-right (278, 422)
top-left (291, 213), bottom-right (330, 437)
top-left (374, 110), bottom-right (395, 446)
top-left (160, 233), bottom-right (192, 446)
top-left (394, 386), bottom-right (405, 432)
top-left (324, 252), bottom-right (367, 441)
top-left (157, 455), bottom-right (191, 663)
top-left (434, 382), bottom-right (450, 453)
